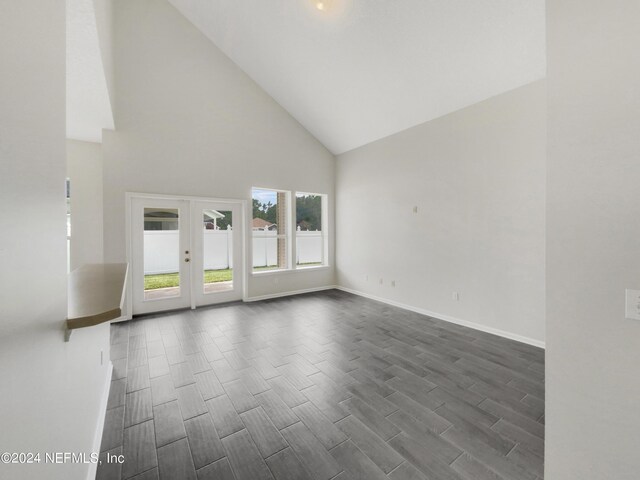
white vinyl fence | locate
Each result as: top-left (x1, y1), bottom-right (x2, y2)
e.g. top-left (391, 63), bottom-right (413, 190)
top-left (144, 231), bottom-right (184, 275)
top-left (144, 229), bottom-right (323, 275)
top-left (296, 231), bottom-right (323, 265)
top-left (204, 230), bottom-right (233, 270)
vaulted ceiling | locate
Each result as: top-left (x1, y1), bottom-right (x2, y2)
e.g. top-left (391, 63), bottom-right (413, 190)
top-left (168, 0), bottom-right (546, 154)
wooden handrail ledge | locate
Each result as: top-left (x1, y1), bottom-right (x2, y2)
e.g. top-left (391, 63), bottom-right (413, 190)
top-left (66, 263), bottom-right (129, 341)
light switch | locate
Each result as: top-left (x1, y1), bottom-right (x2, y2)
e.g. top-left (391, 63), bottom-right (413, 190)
top-left (625, 289), bottom-right (640, 320)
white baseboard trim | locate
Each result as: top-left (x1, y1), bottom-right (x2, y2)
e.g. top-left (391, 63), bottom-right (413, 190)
top-left (116, 283), bottom-right (544, 348)
top-left (87, 361), bottom-right (113, 480)
top-left (244, 285), bottom-right (338, 303)
top-left (336, 286), bottom-right (545, 349)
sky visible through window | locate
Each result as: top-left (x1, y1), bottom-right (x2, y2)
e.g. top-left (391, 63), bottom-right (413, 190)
top-left (252, 188), bottom-right (277, 205)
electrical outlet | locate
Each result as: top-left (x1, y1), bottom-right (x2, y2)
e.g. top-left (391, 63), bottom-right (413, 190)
top-left (379, 278), bottom-right (383, 285)
top-left (452, 292), bottom-right (459, 301)
top-left (413, 206), bottom-right (418, 214)
top-left (625, 289), bottom-right (640, 320)
top-left (391, 280), bottom-right (396, 287)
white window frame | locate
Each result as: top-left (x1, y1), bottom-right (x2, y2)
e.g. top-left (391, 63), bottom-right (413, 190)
top-left (66, 178), bottom-right (71, 273)
top-left (250, 187), bottom-right (330, 276)
top-left (294, 192), bottom-right (328, 269)
top-left (251, 187), bottom-right (293, 274)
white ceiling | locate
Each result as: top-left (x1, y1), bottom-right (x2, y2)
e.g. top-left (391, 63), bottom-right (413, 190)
top-left (66, 0), bottom-right (114, 143)
top-left (168, 0), bottom-right (546, 154)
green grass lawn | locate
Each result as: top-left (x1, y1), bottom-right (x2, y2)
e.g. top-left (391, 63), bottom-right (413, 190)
top-left (145, 269), bottom-right (233, 290)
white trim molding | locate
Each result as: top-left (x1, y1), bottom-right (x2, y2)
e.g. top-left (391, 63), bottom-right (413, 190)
top-left (336, 286), bottom-right (545, 349)
top-left (86, 360), bottom-right (113, 480)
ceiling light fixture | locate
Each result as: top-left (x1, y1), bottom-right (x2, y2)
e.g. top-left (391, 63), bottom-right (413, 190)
top-left (312, 0), bottom-right (331, 12)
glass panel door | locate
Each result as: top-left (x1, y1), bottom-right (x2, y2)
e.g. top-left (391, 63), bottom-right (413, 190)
top-left (132, 198), bottom-right (191, 314)
top-left (192, 201), bottom-right (243, 306)
top-left (202, 208), bottom-right (233, 293)
top-left (143, 207), bottom-right (181, 300)
top-left (130, 196), bottom-right (243, 315)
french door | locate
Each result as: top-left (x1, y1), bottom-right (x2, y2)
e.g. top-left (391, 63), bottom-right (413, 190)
top-left (191, 200), bottom-right (243, 306)
top-left (131, 196), bottom-right (244, 315)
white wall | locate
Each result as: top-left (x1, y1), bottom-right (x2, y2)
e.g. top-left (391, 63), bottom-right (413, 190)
top-left (545, 1), bottom-right (640, 478)
top-left (0, 2), bottom-right (111, 480)
top-left (102, 0), bottom-right (335, 301)
top-left (67, 139), bottom-right (104, 270)
top-left (337, 81), bottom-right (546, 345)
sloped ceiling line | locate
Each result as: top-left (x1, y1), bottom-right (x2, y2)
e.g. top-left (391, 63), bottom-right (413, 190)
top-left (168, 0), bottom-right (546, 154)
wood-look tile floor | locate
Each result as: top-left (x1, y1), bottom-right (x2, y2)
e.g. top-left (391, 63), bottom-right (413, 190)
top-left (97, 289), bottom-right (544, 480)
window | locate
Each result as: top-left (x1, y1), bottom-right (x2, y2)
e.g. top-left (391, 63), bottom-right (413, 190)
top-left (143, 208), bottom-right (181, 300)
top-left (143, 208), bottom-right (179, 231)
top-left (201, 208), bottom-right (233, 293)
top-left (252, 188), bottom-right (290, 272)
top-left (296, 192), bottom-right (326, 267)
top-left (66, 178), bottom-right (71, 273)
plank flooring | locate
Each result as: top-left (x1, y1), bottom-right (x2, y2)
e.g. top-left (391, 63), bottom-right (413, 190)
top-left (97, 289), bottom-right (544, 480)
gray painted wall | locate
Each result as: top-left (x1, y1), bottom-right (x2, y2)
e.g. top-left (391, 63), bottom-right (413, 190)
top-left (337, 81), bottom-right (546, 345)
top-left (102, 0), bottom-right (336, 301)
top-left (0, 2), bottom-right (111, 479)
top-left (545, 0), bottom-right (640, 478)
top-left (68, 139), bottom-right (104, 270)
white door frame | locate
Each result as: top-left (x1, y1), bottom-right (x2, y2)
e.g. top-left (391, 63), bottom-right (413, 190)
top-left (125, 192), bottom-right (248, 318)
top-left (131, 197), bottom-right (192, 314)
top-left (191, 199), bottom-right (244, 307)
